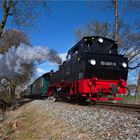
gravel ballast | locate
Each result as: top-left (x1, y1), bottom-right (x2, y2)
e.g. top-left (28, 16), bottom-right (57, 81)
top-left (35, 99), bottom-right (140, 140)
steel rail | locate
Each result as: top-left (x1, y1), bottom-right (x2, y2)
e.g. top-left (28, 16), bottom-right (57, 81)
top-left (96, 102), bottom-right (140, 112)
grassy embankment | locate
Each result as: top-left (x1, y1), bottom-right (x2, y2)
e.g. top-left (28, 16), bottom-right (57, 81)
top-left (117, 95), bottom-right (140, 104)
top-left (0, 101), bottom-right (78, 140)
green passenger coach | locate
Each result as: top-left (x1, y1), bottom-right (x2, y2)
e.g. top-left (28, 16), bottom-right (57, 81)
top-left (32, 73), bottom-right (51, 97)
top-left (22, 73), bottom-right (51, 98)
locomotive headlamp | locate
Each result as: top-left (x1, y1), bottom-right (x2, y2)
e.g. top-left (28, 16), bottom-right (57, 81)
top-left (90, 59), bottom-right (96, 65)
top-left (122, 62), bottom-right (127, 68)
top-left (98, 38), bottom-right (103, 43)
top-left (83, 38), bottom-right (87, 42)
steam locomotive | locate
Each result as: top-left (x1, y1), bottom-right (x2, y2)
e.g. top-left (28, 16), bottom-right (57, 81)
top-left (23, 36), bottom-right (128, 102)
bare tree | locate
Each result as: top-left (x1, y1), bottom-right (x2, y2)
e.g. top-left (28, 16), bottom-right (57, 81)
top-left (0, 0), bottom-right (12, 37)
top-left (75, 21), bottom-right (113, 41)
top-left (112, 0), bottom-right (118, 41)
top-left (136, 71), bottom-right (140, 92)
top-left (0, 0), bottom-right (49, 38)
top-left (134, 24), bottom-right (140, 98)
top-left (0, 29), bottom-right (30, 53)
top-left (0, 29), bottom-right (35, 108)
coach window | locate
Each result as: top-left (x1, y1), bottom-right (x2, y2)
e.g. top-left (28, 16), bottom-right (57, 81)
top-left (42, 78), bottom-right (43, 87)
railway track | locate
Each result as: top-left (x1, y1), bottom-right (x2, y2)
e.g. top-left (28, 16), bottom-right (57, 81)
top-left (96, 102), bottom-right (140, 112)
top-left (9, 98), bottom-right (140, 113)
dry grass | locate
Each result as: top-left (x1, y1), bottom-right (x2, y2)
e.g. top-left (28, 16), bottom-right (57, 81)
top-left (0, 100), bottom-right (90, 140)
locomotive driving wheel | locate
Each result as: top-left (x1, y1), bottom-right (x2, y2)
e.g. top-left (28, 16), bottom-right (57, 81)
top-left (70, 95), bottom-right (78, 104)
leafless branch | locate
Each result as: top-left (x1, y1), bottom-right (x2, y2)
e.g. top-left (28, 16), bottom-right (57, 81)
top-left (0, 0), bottom-right (12, 37)
top-left (128, 63), bottom-right (140, 70)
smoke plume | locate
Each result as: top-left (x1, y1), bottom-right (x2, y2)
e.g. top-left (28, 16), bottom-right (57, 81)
top-left (0, 44), bottom-right (62, 78)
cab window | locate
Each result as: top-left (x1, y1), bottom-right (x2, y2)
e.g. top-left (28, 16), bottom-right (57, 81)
top-left (67, 46), bottom-right (79, 60)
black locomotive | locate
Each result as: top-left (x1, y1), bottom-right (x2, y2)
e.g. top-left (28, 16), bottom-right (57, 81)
top-left (25, 36), bottom-right (128, 102)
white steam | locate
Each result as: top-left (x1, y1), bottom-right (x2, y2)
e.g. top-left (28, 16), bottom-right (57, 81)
top-left (0, 44), bottom-right (62, 78)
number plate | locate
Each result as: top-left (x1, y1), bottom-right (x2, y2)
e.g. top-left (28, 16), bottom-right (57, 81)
top-left (100, 61), bottom-right (116, 66)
